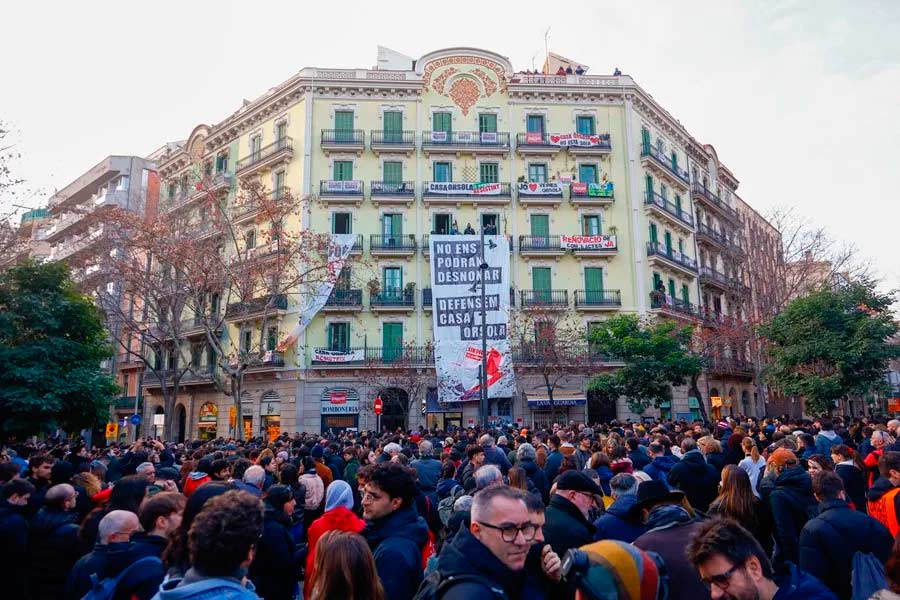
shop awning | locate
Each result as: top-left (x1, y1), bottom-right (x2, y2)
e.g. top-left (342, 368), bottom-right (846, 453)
top-left (526, 389), bottom-right (586, 407)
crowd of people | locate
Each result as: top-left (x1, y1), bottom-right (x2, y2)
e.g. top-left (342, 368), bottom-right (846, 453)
top-left (5, 414), bottom-right (900, 599)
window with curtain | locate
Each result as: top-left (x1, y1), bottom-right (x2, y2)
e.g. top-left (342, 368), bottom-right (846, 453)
top-left (434, 162), bottom-right (452, 182)
top-left (582, 215), bottom-right (601, 236)
top-left (526, 115), bottom-right (545, 133)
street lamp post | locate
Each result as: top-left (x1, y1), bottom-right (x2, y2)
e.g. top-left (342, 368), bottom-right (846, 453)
top-left (479, 227), bottom-right (489, 428)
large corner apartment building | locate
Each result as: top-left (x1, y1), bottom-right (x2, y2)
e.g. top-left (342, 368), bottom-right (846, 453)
top-left (44, 47), bottom-right (785, 438)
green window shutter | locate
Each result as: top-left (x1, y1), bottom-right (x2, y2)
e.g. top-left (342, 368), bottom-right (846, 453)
top-left (649, 223), bottom-right (658, 244)
top-left (675, 195), bottom-right (683, 214)
top-left (333, 160), bottom-right (353, 181)
top-left (584, 267), bottom-right (604, 294)
top-left (383, 267), bottom-right (403, 294)
top-left (641, 127), bottom-right (651, 150)
top-left (528, 164), bottom-right (547, 182)
top-left (434, 162), bottom-right (452, 182)
top-left (478, 114), bottom-right (497, 133)
top-left (480, 163), bottom-right (498, 183)
top-left (530, 214), bottom-right (550, 237)
top-left (578, 164), bottom-right (598, 184)
top-left (583, 215), bottom-right (601, 235)
top-left (653, 272), bottom-right (662, 290)
top-left (671, 152), bottom-right (678, 169)
top-left (383, 161), bottom-right (402, 184)
top-left (664, 231), bottom-right (672, 253)
top-left (383, 111), bottom-right (402, 133)
top-left (532, 267), bottom-right (552, 291)
top-left (382, 214), bottom-right (402, 236)
top-left (576, 116), bottom-right (595, 135)
top-left (681, 284), bottom-right (690, 305)
top-left (433, 112), bottom-right (451, 133)
top-left (668, 279), bottom-right (676, 299)
top-left (645, 174), bottom-right (653, 197)
top-left (526, 115), bottom-right (544, 133)
top-left (383, 322), bottom-right (403, 362)
top-left (335, 111), bottom-right (354, 131)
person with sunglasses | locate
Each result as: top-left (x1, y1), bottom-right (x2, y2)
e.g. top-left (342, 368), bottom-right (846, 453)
top-left (689, 517), bottom-right (836, 600)
top-left (418, 485), bottom-right (561, 599)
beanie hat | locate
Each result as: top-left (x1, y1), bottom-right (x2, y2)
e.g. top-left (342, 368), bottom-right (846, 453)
top-left (577, 540), bottom-right (664, 600)
top-left (767, 447), bottom-right (798, 467)
top-left (324, 480), bottom-right (354, 512)
top-left (311, 445), bottom-right (324, 459)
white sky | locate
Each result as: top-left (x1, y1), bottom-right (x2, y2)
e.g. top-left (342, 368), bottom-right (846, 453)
top-left (3, 0), bottom-right (898, 290)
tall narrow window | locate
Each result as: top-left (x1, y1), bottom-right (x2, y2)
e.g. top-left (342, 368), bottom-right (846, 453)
top-left (333, 160), bottom-right (353, 181)
top-left (641, 127), bottom-right (651, 151)
top-left (275, 122), bottom-right (287, 142)
top-left (433, 162), bottom-right (452, 182)
top-left (328, 322), bottom-right (350, 352)
top-left (433, 213), bottom-right (451, 234)
top-left (584, 268), bottom-right (604, 305)
top-left (478, 113), bottom-right (497, 133)
top-left (383, 161), bottom-right (402, 184)
top-left (432, 112), bottom-right (452, 134)
top-left (526, 115), bottom-right (545, 133)
top-left (383, 111), bottom-right (402, 143)
top-left (245, 229), bottom-right (256, 249)
top-left (578, 164), bottom-right (598, 184)
top-left (334, 110), bottom-right (354, 142)
top-left (576, 115), bottom-right (595, 135)
top-left (250, 136), bottom-right (262, 158)
top-left (481, 213), bottom-right (498, 232)
top-left (532, 267), bottom-right (552, 303)
top-left (530, 214), bottom-right (549, 237)
top-left (383, 322), bottom-right (403, 362)
top-left (383, 267), bottom-right (403, 296)
top-left (266, 327), bottom-right (278, 352)
top-left (479, 163), bottom-right (498, 183)
top-left (668, 278), bottom-right (676, 299)
top-left (582, 215), bottom-right (601, 236)
top-left (273, 171), bottom-right (285, 196)
top-left (528, 163), bottom-right (548, 182)
top-left (332, 212), bottom-right (351, 234)
top-left (681, 284), bottom-right (690, 306)
top-left (216, 152), bottom-right (229, 173)
top-left (664, 231), bottom-right (673, 254)
top-left (649, 223), bottom-right (658, 244)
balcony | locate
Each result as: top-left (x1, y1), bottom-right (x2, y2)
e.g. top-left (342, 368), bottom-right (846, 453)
top-left (707, 357), bottom-right (755, 378)
top-left (422, 131), bottom-right (510, 156)
top-left (649, 292), bottom-right (700, 320)
top-left (370, 181), bottom-right (416, 207)
top-left (567, 133), bottom-right (613, 156)
top-left (225, 293), bottom-right (288, 322)
top-left (569, 182), bottom-right (615, 206)
top-left (181, 366), bottom-right (218, 386)
top-left (319, 233), bottom-right (363, 256)
top-left (49, 226), bottom-right (106, 262)
top-left (646, 242), bottom-right (698, 277)
top-left (113, 396), bottom-right (139, 410)
top-left (243, 351), bottom-right (286, 372)
top-left (422, 182), bottom-right (511, 206)
top-left (575, 289), bottom-right (622, 311)
top-left (644, 190), bottom-right (694, 231)
top-left (236, 137), bottom-right (293, 176)
top-left (694, 222), bottom-right (729, 251)
top-left (321, 129), bottom-right (365, 154)
top-left (232, 187), bottom-right (289, 224)
top-left (518, 235), bottom-right (565, 259)
top-left (699, 265), bottom-right (731, 292)
top-left (369, 234), bottom-right (417, 257)
top-left (370, 289), bottom-right (416, 312)
top-left (640, 143), bottom-right (690, 190)
top-left (520, 289), bottom-right (569, 310)
top-left (310, 345), bottom-right (433, 368)
top-left (516, 181), bottom-right (564, 206)
top-left (189, 172), bottom-right (232, 202)
top-left (322, 288), bottom-right (363, 312)
top-left (46, 190), bottom-right (128, 242)
top-left (318, 180), bottom-right (364, 206)
top-left (691, 183), bottom-right (740, 224)
top-left (370, 130), bottom-right (416, 155)
top-left (515, 133), bottom-right (562, 155)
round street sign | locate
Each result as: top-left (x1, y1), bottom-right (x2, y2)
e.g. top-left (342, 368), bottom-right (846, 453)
top-left (129, 414), bottom-right (143, 426)
top-left (373, 396), bottom-right (383, 416)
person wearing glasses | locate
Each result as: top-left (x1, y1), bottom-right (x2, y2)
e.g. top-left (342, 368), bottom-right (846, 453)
top-left (543, 471), bottom-right (602, 559)
top-left (418, 485), bottom-right (561, 599)
top-left (689, 517), bottom-right (836, 600)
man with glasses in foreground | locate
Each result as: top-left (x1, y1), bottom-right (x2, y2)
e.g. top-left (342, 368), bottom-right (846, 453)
top-left (418, 485), bottom-right (562, 598)
top-left (688, 517), bottom-right (836, 600)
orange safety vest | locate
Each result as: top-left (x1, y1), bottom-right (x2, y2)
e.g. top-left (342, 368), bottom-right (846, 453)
top-left (867, 487), bottom-right (900, 537)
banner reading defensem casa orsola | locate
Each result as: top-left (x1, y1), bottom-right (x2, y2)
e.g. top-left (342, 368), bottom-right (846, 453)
top-left (430, 235), bottom-right (515, 403)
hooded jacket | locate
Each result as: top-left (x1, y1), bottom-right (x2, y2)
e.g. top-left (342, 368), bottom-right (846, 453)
top-left (592, 494), bottom-right (645, 543)
top-left (814, 429), bottom-right (842, 456)
top-left (364, 505), bottom-right (429, 600)
top-left (667, 450), bottom-right (719, 511)
top-left (304, 506), bottom-right (366, 599)
top-left (299, 473), bottom-right (324, 510)
top-left (762, 466), bottom-right (818, 567)
top-left (183, 472), bottom-right (211, 497)
top-left (799, 498), bottom-right (893, 599)
top-left (28, 507), bottom-right (81, 599)
top-left (643, 455), bottom-right (677, 484)
top-left (249, 507), bottom-right (303, 600)
top-left (152, 568), bottom-right (259, 600)
top-left (518, 457), bottom-right (550, 505)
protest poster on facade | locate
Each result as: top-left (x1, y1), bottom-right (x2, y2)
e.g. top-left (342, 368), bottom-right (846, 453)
top-left (429, 235), bottom-right (515, 403)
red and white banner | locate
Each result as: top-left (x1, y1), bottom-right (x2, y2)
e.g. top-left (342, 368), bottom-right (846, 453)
top-left (548, 133), bottom-right (609, 147)
top-left (518, 182), bottom-right (563, 195)
top-left (561, 234), bottom-right (617, 250)
top-left (425, 182), bottom-right (501, 195)
top-left (524, 132), bottom-right (544, 144)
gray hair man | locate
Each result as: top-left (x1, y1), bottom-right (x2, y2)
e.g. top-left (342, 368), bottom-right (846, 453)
top-left (593, 473), bottom-right (645, 543)
top-left (232, 465), bottom-right (265, 497)
top-left (410, 439), bottom-right (441, 493)
top-left (479, 434), bottom-right (511, 475)
top-left (474, 464), bottom-right (504, 491)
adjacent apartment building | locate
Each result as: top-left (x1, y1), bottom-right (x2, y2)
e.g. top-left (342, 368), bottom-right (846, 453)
top-left (137, 46), bottom-right (781, 439)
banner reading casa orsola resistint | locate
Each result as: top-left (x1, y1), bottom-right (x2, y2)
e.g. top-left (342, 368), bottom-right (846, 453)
top-left (280, 233), bottom-right (357, 349)
top-left (430, 235), bottom-right (515, 403)
top-left (425, 182), bottom-right (501, 195)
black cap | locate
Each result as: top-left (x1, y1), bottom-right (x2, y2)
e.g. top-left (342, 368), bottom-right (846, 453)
top-left (633, 480), bottom-right (685, 511)
top-left (555, 471), bottom-right (603, 496)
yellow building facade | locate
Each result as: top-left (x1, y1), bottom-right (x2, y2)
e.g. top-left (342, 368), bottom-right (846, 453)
top-left (147, 47), bottom-right (758, 437)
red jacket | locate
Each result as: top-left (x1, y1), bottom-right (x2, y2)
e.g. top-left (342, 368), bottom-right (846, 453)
top-left (304, 506), bottom-right (366, 598)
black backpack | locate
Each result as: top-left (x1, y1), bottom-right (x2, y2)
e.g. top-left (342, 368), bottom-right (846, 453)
top-left (413, 570), bottom-right (508, 600)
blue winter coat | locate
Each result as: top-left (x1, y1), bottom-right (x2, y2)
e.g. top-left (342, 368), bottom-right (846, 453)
top-left (772, 564), bottom-right (838, 600)
top-left (544, 450), bottom-right (564, 483)
top-left (518, 457), bottom-right (550, 505)
top-left (643, 455), bottom-right (677, 484)
top-left (593, 494), bottom-right (645, 543)
top-left (364, 505), bottom-right (429, 600)
top-left (411, 457), bottom-right (442, 492)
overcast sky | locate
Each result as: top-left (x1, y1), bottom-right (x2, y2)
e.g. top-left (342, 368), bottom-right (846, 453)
top-left (3, 0), bottom-right (898, 290)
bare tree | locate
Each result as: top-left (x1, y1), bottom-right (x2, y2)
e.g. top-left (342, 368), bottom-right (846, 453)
top-left (365, 342), bottom-right (436, 432)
